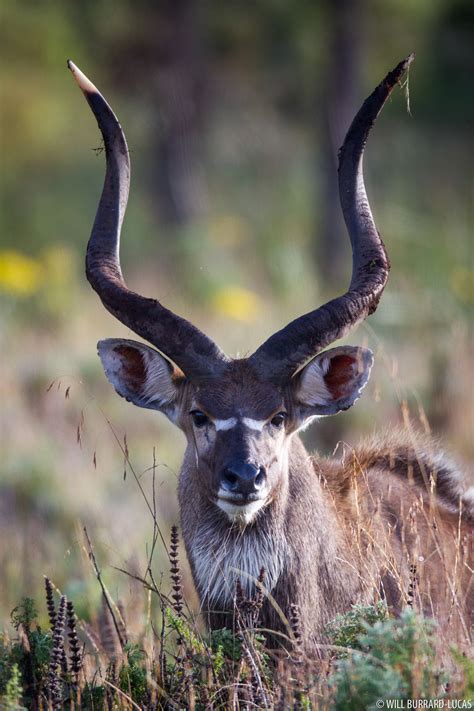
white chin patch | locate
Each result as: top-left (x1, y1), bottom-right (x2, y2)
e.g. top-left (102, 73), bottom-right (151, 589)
top-left (217, 498), bottom-right (266, 525)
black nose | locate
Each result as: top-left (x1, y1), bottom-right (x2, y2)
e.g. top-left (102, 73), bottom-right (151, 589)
top-left (221, 461), bottom-right (266, 496)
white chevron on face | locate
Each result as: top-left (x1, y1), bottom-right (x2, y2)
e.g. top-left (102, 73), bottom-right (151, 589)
top-left (242, 417), bottom-right (266, 432)
top-left (214, 417), bottom-right (238, 431)
top-left (213, 417), bottom-right (267, 432)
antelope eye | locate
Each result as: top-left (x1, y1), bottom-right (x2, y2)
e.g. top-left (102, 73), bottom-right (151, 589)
top-left (190, 410), bottom-right (209, 428)
top-left (270, 412), bottom-right (287, 428)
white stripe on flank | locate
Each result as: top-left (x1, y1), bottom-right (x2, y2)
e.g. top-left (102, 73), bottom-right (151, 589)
top-left (242, 417), bottom-right (266, 432)
top-left (214, 417), bottom-right (238, 431)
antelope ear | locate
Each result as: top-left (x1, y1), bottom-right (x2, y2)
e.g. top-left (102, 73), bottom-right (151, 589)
top-left (295, 346), bottom-right (373, 416)
top-left (97, 338), bottom-right (183, 416)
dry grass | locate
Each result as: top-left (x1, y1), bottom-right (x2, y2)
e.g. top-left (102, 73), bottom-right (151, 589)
top-left (1, 516), bottom-right (472, 708)
top-left (1, 270), bottom-right (472, 708)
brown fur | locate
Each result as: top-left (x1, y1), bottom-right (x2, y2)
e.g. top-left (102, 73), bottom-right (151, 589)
top-left (323, 431), bottom-right (473, 638)
top-left (98, 345), bottom-right (473, 658)
top-left (179, 427), bottom-right (473, 658)
top-left (97, 343), bottom-right (473, 658)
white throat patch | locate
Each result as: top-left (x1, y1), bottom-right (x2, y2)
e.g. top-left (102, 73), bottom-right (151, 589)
top-left (191, 520), bottom-right (284, 607)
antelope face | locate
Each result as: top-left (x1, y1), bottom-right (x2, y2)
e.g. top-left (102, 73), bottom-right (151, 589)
top-left (181, 362), bottom-right (288, 524)
top-left (98, 339), bottom-right (373, 525)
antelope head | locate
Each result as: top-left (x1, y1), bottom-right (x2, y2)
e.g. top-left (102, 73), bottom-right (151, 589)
top-left (69, 56), bottom-right (413, 525)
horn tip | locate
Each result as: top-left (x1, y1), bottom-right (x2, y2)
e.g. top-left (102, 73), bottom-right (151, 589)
top-left (402, 52), bottom-right (415, 71)
top-left (394, 53), bottom-right (415, 81)
top-left (67, 59), bottom-right (99, 96)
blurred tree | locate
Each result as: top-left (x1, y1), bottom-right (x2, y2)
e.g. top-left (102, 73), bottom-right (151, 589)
top-left (307, 0), bottom-right (365, 453)
top-left (317, 0), bottom-right (364, 287)
top-left (425, 0), bottom-right (474, 125)
top-left (100, 0), bottom-right (208, 229)
top-left (149, 0), bottom-right (208, 227)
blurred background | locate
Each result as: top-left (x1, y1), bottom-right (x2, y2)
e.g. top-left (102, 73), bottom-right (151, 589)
top-left (1, 0), bottom-right (473, 632)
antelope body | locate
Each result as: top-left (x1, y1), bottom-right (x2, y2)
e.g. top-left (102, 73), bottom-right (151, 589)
top-left (68, 56), bottom-right (473, 656)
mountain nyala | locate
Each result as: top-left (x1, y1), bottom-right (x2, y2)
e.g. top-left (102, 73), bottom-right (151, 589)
top-left (69, 54), bottom-right (473, 657)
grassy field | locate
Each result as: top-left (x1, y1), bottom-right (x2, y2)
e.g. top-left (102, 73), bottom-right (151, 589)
top-left (1, 2), bottom-right (473, 706)
top-left (1, 257), bottom-right (472, 706)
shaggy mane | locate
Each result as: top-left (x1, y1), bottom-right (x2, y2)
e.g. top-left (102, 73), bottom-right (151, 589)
top-left (319, 429), bottom-right (473, 522)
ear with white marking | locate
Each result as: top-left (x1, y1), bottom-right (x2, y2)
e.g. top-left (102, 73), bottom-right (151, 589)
top-left (295, 346), bottom-right (373, 416)
top-left (97, 338), bottom-right (183, 418)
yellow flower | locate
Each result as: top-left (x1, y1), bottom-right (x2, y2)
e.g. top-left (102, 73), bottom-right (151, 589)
top-left (450, 268), bottom-right (474, 304)
top-left (0, 250), bottom-right (44, 296)
top-left (211, 286), bottom-right (260, 323)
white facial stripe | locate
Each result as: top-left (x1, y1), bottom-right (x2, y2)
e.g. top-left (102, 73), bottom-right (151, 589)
top-left (214, 417), bottom-right (238, 431)
top-left (241, 417), bottom-right (266, 432)
top-left (208, 416), bottom-right (275, 432)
